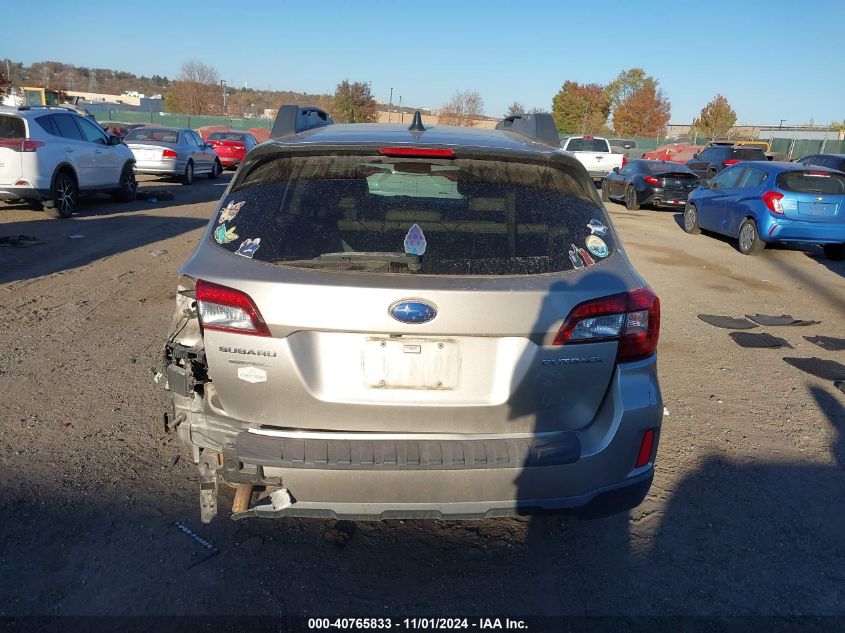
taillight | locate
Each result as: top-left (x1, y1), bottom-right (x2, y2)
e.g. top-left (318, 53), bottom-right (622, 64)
top-left (195, 279), bottom-right (271, 337)
top-left (643, 176), bottom-right (660, 186)
top-left (234, 144), bottom-right (244, 150)
top-left (553, 287), bottom-right (660, 362)
top-left (723, 159), bottom-right (740, 166)
top-left (761, 190), bottom-right (784, 214)
top-left (161, 149), bottom-right (178, 158)
top-left (0, 138), bottom-right (44, 152)
top-left (379, 147), bottom-right (455, 158)
top-left (635, 429), bottom-right (656, 467)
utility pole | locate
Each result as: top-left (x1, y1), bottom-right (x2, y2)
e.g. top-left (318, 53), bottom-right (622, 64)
top-left (388, 87), bottom-right (393, 123)
top-left (399, 96), bottom-right (403, 123)
top-left (221, 80), bottom-right (227, 116)
top-left (779, 119), bottom-right (786, 130)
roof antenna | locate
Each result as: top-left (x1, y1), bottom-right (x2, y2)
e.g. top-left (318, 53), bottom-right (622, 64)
top-left (408, 111), bottom-right (425, 132)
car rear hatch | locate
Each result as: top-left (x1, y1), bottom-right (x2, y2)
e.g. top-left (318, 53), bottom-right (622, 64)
top-left (775, 170), bottom-right (845, 224)
top-left (185, 149), bottom-right (657, 436)
top-left (650, 170), bottom-right (698, 200)
top-left (0, 114), bottom-right (26, 186)
top-left (127, 143), bottom-right (173, 161)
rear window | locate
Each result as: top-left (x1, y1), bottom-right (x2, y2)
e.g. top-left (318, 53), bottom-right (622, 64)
top-left (777, 171), bottom-right (845, 195)
top-left (0, 115), bottom-right (26, 139)
top-left (125, 128), bottom-right (179, 143)
top-left (730, 148), bottom-right (767, 161)
top-left (566, 138), bottom-right (610, 152)
top-left (609, 139), bottom-right (636, 149)
top-left (642, 161), bottom-right (692, 175)
top-left (210, 154), bottom-right (615, 276)
top-left (209, 132), bottom-right (246, 141)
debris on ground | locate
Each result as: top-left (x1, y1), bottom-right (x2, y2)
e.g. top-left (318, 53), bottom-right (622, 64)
top-left (729, 332), bottom-right (792, 349)
top-left (323, 520), bottom-right (357, 549)
top-left (0, 235), bottom-right (44, 247)
top-left (67, 234), bottom-right (86, 240)
top-left (149, 249), bottom-right (168, 256)
top-left (59, 420), bottom-right (73, 429)
top-left (697, 314), bottom-right (757, 329)
top-left (173, 521), bottom-right (219, 568)
top-left (746, 314), bottom-right (819, 327)
top-left (804, 336), bottom-right (845, 352)
top-left (136, 190), bottom-right (175, 201)
top-left (783, 357), bottom-right (845, 381)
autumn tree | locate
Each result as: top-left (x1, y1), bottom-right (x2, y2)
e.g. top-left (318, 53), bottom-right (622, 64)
top-left (612, 81), bottom-right (671, 136)
top-left (164, 60), bottom-right (220, 115)
top-left (551, 81), bottom-right (610, 135)
top-left (331, 80), bottom-right (377, 123)
top-left (439, 90), bottom-right (485, 126)
top-left (690, 94), bottom-right (737, 139)
top-left (606, 68), bottom-right (650, 112)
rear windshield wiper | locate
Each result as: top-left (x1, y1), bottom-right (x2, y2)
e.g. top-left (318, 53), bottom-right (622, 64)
top-left (275, 252), bottom-right (421, 272)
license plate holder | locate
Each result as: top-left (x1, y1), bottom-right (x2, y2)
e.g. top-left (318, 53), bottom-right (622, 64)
top-left (363, 338), bottom-right (460, 390)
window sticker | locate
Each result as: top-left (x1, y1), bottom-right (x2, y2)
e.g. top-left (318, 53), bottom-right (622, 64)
top-left (404, 223), bottom-right (427, 255)
top-left (587, 219), bottom-right (608, 236)
top-left (585, 235), bottom-right (609, 258)
top-left (219, 200), bottom-right (245, 224)
top-left (235, 238), bottom-right (261, 258)
top-left (214, 224), bottom-right (239, 244)
top-left (568, 244), bottom-right (584, 269)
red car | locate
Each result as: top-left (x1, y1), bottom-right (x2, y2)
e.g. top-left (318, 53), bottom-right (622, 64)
top-left (206, 131), bottom-right (259, 169)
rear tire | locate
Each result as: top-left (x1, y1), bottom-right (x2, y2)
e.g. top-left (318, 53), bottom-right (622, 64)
top-left (208, 159), bottom-right (221, 180)
top-left (181, 161), bottom-right (194, 185)
top-left (683, 203), bottom-right (701, 234)
top-left (625, 186), bottom-right (640, 210)
top-left (43, 170), bottom-right (78, 218)
top-left (601, 181), bottom-right (609, 202)
top-left (738, 219), bottom-right (765, 255)
top-left (823, 244), bottom-right (845, 260)
top-left (113, 163), bottom-right (137, 202)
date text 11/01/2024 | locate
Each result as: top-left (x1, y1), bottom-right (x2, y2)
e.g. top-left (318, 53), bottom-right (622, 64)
top-left (307, 618), bottom-right (529, 630)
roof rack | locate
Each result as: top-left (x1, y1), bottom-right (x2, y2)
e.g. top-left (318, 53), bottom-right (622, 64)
top-left (271, 104), bottom-right (333, 139)
top-left (495, 112), bottom-right (560, 148)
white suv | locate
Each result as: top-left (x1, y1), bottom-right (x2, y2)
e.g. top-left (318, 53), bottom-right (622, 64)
top-left (0, 105), bottom-right (137, 218)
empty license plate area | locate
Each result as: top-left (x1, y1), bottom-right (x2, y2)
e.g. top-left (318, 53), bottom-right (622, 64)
top-left (363, 338), bottom-right (460, 390)
top-left (798, 202), bottom-right (835, 217)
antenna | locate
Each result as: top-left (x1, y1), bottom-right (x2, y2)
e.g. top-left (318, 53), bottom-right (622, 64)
top-left (408, 111), bottom-right (425, 132)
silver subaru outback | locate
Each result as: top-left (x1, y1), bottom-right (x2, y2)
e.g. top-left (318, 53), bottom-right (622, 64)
top-left (160, 106), bottom-right (662, 523)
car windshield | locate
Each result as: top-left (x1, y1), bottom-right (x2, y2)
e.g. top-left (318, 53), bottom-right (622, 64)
top-left (211, 154), bottom-right (614, 276)
top-left (566, 138), bottom-right (610, 152)
top-left (777, 170), bottom-right (845, 195)
top-left (125, 128), bottom-right (179, 143)
top-left (209, 132), bottom-right (246, 141)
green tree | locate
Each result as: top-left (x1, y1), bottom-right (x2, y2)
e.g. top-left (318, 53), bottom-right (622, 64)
top-left (332, 80), bottom-right (377, 123)
top-left (612, 81), bottom-right (671, 137)
top-left (551, 81), bottom-right (610, 135)
top-left (690, 94), bottom-right (737, 139)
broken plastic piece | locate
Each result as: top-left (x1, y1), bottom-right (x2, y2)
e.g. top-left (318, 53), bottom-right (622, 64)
top-left (746, 314), bottom-right (819, 327)
top-left (270, 488), bottom-right (293, 511)
top-left (698, 314), bottom-right (757, 330)
top-left (729, 332), bottom-right (792, 349)
top-left (804, 336), bottom-right (845, 352)
top-left (783, 357), bottom-right (845, 381)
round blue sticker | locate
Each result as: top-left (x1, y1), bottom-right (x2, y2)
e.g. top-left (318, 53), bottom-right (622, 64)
top-left (585, 235), bottom-right (609, 258)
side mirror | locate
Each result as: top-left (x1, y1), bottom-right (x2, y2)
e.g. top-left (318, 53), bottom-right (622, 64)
top-left (612, 167), bottom-right (620, 174)
top-left (692, 153), bottom-right (700, 159)
top-left (108, 134), bottom-right (122, 146)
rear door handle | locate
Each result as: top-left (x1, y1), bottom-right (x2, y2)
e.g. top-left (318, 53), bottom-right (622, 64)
top-left (65, 148), bottom-right (74, 153)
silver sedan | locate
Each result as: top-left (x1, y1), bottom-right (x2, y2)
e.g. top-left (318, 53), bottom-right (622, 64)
top-left (125, 127), bottom-right (222, 184)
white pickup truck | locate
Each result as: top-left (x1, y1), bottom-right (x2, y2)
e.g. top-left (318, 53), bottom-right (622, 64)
top-left (560, 136), bottom-right (624, 182)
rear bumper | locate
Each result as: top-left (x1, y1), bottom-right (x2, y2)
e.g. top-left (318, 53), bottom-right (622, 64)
top-left (0, 185), bottom-right (51, 201)
top-left (133, 159), bottom-right (186, 176)
top-left (640, 188), bottom-right (691, 208)
top-left (762, 217), bottom-right (845, 244)
top-left (588, 170), bottom-right (611, 181)
top-left (170, 356), bottom-right (663, 520)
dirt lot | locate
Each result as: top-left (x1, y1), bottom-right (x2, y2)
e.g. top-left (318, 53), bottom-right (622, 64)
top-left (1, 178), bottom-right (844, 620)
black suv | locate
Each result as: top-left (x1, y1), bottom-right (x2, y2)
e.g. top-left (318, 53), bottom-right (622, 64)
top-left (795, 153), bottom-right (845, 172)
top-left (685, 145), bottom-right (768, 179)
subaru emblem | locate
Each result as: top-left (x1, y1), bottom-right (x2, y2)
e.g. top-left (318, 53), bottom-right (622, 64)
top-left (389, 299), bottom-right (437, 324)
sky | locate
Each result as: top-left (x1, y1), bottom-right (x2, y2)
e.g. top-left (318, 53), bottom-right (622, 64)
top-left (7, 0), bottom-right (845, 126)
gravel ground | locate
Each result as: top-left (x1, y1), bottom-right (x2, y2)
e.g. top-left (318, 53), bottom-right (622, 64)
top-left (1, 177), bottom-right (844, 619)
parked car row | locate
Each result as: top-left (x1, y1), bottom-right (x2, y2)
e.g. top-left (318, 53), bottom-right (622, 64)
top-left (0, 105), bottom-right (270, 217)
top-left (598, 152), bottom-right (845, 261)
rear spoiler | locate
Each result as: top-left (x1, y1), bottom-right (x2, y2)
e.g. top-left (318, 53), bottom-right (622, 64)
top-left (270, 104), bottom-right (333, 139)
top-left (495, 112), bottom-right (560, 148)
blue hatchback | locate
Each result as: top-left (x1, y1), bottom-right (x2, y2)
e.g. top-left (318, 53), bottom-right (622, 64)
top-left (683, 161), bottom-right (845, 259)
